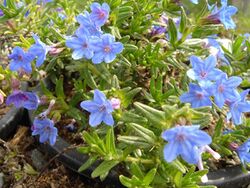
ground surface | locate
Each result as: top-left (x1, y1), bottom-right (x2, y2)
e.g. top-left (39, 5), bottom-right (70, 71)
top-left (0, 126), bottom-right (103, 188)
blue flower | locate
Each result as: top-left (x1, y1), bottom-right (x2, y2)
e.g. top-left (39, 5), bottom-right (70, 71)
top-left (6, 90), bottom-right (39, 110)
top-left (204, 38), bottom-right (229, 65)
top-left (8, 46), bottom-right (33, 73)
top-left (66, 28), bottom-right (94, 60)
top-left (90, 2), bottom-right (110, 27)
top-left (90, 34), bottom-right (123, 64)
top-left (32, 117), bottom-right (58, 145)
top-left (227, 89), bottom-right (250, 125)
top-left (206, 0), bottom-right (238, 30)
top-left (236, 139), bottom-right (250, 167)
top-left (162, 125), bottom-right (212, 164)
top-left (76, 11), bottom-right (102, 37)
top-left (187, 55), bottom-right (223, 83)
top-left (211, 73), bottom-right (241, 108)
top-left (180, 83), bottom-right (212, 108)
top-left (80, 89), bottom-right (114, 127)
top-left (28, 34), bottom-right (50, 67)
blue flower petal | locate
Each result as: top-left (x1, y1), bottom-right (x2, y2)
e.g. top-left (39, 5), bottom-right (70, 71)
top-left (89, 111), bottom-right (104, 127)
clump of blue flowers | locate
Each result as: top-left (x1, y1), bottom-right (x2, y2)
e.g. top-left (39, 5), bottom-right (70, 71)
top-left (180, 54), bottom-right (250, 125)
top-left (66, 2), bottom-right (123, 64)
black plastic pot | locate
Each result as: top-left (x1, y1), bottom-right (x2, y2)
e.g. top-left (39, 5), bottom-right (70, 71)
top-left (0, 106), bottom-right (25, 140)
top-left (203, 165), bottom-right (250, 188)
top-left (0, 83), bottom-right (28, 140)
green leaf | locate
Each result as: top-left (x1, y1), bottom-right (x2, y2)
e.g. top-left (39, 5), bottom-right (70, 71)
top-left (170, 160), bottom-right (187, 173)
top-left (232, 36), bottom-right (244, 54)
top-left (168, 18), bottom-right (178, 46)
top-left (117, 135), bottom-right (151, 148)
top-left (130, 163), bottom-right (144, 179)
top-left (116, 5), bottom-right (133, 24)
top-left (129, 123), bottom-right (157, 144)
top-left (119, 175), bottom-right (132, 187)
top-left (124, 44), bottom-right (139, 52)
top-left (174, 171), bottom-right (183, 188)
top-left (179, 7), bottom-right (187, 33)
top-left (120, 111), bottom-right (148, 124)
top-left (78, 156), bottom-right (98, 172)
top-left (110, 26), bottom-right (122, 39)
top-left (143, 168), bottom-right (157, 185)
top-left (91, 160), bottom-right (119, 178)
top-left (24, 164), bottom-right (38, 175)
top-left (55, 77), bottom-right (65, 99)
top-left (213, 118), bottom-right (223, 139)
top-left (134, 102), bottom-right (166, 127)
top-left (105, 127), bottom-right (117, 155)
top-left (77, 146), bottom-right (90, 154)
top-left (40, 81), bottom-right (54, 98)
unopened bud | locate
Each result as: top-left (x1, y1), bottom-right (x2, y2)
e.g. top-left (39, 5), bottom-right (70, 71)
top-left (229, 142), bottom-right (239, 151)
top-left (110, 98), bottom-right (121, 109)
top-left (48, 46), bottom-right (64, 56)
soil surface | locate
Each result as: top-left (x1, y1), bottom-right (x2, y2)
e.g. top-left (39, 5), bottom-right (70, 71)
top-left (0, 126), bottom-right (105, 188)
top-left (0, 104), bottom-right (11, 119)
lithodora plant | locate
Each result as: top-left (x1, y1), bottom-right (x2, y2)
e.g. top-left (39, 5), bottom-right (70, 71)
top-left (2, 0), bottom-right (250, 187)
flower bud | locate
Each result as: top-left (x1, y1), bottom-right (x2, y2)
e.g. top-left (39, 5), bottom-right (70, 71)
top-left (229, 142), bottom-right (239, 151)
top-left (110, 98), bottom-right (121, 109)
top-left (48, 46), bottom-right (64, 56)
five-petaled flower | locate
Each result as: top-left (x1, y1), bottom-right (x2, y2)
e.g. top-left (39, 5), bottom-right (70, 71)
top-left (90, 2), bottom-right (110, 27)
top-left (180, 83), bottom-right (212, 108)
top-left (90, 34), bottom-right (123, 64)
top-left (162, 125), bottom-right (212, 164)
top-left (9, 46), bottom-right (33, 73)
top-left (187, 55), bottom-right (223, 84)
top-left (66, 28), bottom-right (94, 60)
top-left (211, 73), bottom-right (242, 108)
top-left (6, 90), bottom-right (39, 110)
top-left (236, 139), bottom-right (250, 167)
top-left (80, 89), bottom-right (114, 127)
top-left (226, 89), bottom-right (250, 125)
top-left (32, 117), bottom-right (58, 145)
